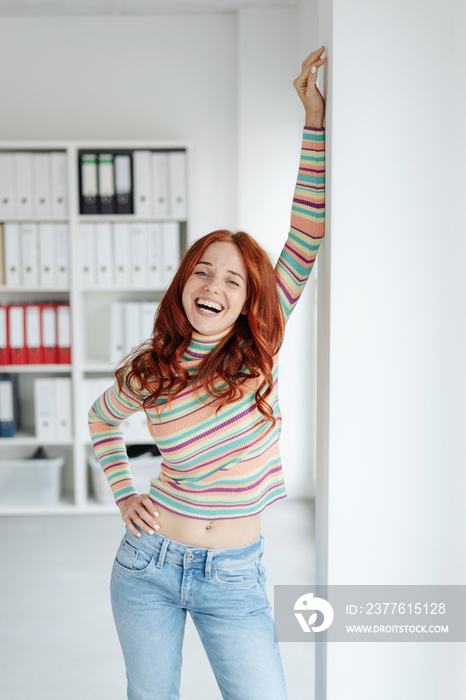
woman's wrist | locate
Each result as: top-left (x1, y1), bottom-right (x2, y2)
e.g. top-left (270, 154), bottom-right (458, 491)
top-left (305, 111), bottom-right (325, 128)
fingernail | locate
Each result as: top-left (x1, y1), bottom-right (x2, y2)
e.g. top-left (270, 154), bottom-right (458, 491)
top-left (154, 512), bottom-right (159, 517)
top-left (154, 524), bottom-right (160, 530)
top-left (136, 532), bottom-right (141, 537)
top-left (148, 529), bottom-right (154, 535)
top-left (311, 66), bottom-right (317, 74)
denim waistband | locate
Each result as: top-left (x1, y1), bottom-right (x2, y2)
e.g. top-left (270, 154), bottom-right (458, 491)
top-left (124, 526), bottom-right (264, 574)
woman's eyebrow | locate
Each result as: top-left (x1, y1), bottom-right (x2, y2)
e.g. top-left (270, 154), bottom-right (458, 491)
top-left (195, 260), bottom-right (245, 282)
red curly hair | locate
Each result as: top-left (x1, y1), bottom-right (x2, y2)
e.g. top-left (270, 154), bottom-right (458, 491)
top-left (114, 230), bottom-right (286, 428)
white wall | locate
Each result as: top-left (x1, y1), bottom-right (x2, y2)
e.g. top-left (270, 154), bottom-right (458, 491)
top-left (0, 15), bottom-right (237, 241)
top-left (238, 6), bottom-right (320, 497)
top-left (316, 0), bottom-right (466, 698)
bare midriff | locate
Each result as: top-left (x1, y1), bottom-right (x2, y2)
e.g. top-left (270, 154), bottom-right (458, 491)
top-left (149, 500), bottom-right (262, 549)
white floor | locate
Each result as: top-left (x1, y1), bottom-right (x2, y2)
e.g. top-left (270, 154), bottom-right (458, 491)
top-left (0, 497), bottom-right (316, 700)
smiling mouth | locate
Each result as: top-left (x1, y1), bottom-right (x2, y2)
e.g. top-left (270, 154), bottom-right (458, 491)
top-left (195, 298), bottom-right (224, 314)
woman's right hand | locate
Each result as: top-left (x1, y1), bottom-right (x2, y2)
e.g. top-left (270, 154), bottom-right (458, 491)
top-left (118, 494), bottom-right (160, 537)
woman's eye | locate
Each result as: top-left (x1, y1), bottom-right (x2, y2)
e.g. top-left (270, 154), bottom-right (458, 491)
top-left (228, 279), bottom-right (239, 286)
top-left (195, 270), bottom-right (208, 277)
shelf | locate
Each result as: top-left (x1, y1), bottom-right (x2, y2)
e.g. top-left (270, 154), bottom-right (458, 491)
top-left (0, 286), bottom-right (70, 294)
top-left (0, 432), bottom-right (73, 445)
top-left (0, 216), bottom-right (68, 223)
top-left (0, 364), bottom-right (72, 374)
top-left (77, 215), bottom-right (186, 223)
top-left (80, 287), bottom-right (163, 293)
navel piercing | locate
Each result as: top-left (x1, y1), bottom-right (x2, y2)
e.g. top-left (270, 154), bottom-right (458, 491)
top-left (206, 521), bottom-right (213, 530)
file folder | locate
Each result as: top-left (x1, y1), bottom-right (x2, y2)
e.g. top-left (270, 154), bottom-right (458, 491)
top-left (57, 304), bottom-right (71, 364)
top-left (0, 378), bottom-right (15, 437)
top-left (4, 223), bottom-right (21, 287)
top-left (129, 223), bottom-right (147, 287)
top-left (25, 305), bottom-right (43, 364)
top-left (0, 306), bottom-right (10, 365)
top-left (151, 153), bottom-right (169, 216)
top-left (161, 222), bottom-right (180, 288)
top-left (8, 305), bottom-right (26, 364)
top-left (38, 223), bottom-right (56, 287)
top-left (51, 152), bottom-right (67, 217)
top-left (0, 153), bottom-right (16, 218)
top-left (95, 222), bottom-right (113, 287)
top-left (133, 151), bottom-right (152, 216)
top-left (147, 223), bottom-right (163, 288)
top-left (56, 223), bottom-right (69, 287)
top-left (80, 153), bottom-right (98, 214)
top-left (124, 302), bottom-right (143, 356)
top-left (141, 302), bottom-right (159, 341)
top-left (20, 223), bottom-right (39, 287)
top-left (110, 302), bottom-right (125, 364)
top-left (54, 377), bottom-right (72, 440)
top-left (113, 222), bottom-right (130, 287)
top-left (114, 154), bottom-right (133, 214)
top-left (168, 151), bottom-right (187, 218)
top-left (14, 152), bottom-right (34, 217)
top-left (32, 153), bottom-right (52, 217)
top-left (41, 304), bottom-right (58, 364)
top-left (34, 378), bottom-right (55, 441)
top-left (78, 223), bottom-right (95, 287)
top-left (98, 153), bottom-right (115, 214)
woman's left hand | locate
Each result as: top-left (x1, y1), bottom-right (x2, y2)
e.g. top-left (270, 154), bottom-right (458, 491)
top-left (293, 46), bottom-right (327, 126)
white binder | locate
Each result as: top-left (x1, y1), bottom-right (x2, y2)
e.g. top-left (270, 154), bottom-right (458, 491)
top-left (32, 153), bottom-right (52, 217)
top-left (56, 223), bottom-right (69, 287)
top-left (38, 223), bottom-right (57, 287)
top-left (34, 378), bottom-right (55, 441)
top-left (114, 154), bottom-right (132, 214)
top-left (54, 377), bottom-right (72, 440)
top-left (124, 301), bottom-right (143, 356)
top-left (110, 301), bottom-right (125, 364)
top-left (147, 222), bottom-right (163, 288)
top-left (95, 222), bottom-right (113, 287)
top-left (161, 222), bottom-right (180, 287)
top-left (113, 222), bottom-right (130, 287)
top-left (4, 223), bottom-right (21, 286)
top-left (129, 223), bottom-right (147, 287)
top-left (133, 151), bottom-right (152, 216)
top-left (78, 222), bottom-right (95, 287)
top-left (20, 223), bottom-right (39, 287)
top-left (168, 151), bottom-right (187, 218)
top-left (8, 306), bottom-right (25, 356)
top-left (14, 152), bottom-right (34, 217)
top-left (41, 305), bottom-right (57, 353)
top-left (151, 153), bottom-right (169, 216)
top-left (0, 154), bottom-right (16, 217)
top-left (51, 152), bottom-right (67, 217)
top-left (141, 301), bottom-right (159, 341)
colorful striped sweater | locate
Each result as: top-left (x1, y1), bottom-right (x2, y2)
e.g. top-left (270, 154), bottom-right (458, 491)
top-left (88, 126), bottom-right (325, 519)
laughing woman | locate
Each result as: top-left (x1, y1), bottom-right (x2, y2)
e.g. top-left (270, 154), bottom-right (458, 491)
top-left (88, 46), bottom-right (327, 700)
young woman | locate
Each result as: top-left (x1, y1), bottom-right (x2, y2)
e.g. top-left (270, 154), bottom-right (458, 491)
top-left (89, 46), bottom-right (327, 700)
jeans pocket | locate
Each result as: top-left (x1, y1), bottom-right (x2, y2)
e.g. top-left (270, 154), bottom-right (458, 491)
top-left (212, 559), bottom-right (261, 589)
top-left (114, 538), bottom-right (154, 574)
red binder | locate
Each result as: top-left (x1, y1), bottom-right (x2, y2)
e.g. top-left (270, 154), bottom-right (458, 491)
top-left (8, 305), bottom-right (27, 364)
top-left (41, 304), bottom-right (58, 364)
top-left (57, 304), bottom-right (71, 364)
top-left (0, 306), bottom-right (11, 365)
top-left (25, 304), bottom-right (44, 364)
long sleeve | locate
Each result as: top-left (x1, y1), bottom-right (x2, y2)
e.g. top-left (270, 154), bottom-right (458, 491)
top-left (88, 370), bottom-right (148, 505)
top-left (275, 126), bottom-right (325, 322)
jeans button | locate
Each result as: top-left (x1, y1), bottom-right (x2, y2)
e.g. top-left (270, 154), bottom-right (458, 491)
top-left (186, 553), bottom-right (194, 561)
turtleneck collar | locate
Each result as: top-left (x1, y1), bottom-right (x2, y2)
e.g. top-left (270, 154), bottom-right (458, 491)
top-left (182, 324), bottom-right (234, 362)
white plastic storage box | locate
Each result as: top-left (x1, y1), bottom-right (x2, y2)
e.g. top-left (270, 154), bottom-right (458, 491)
top-left (88, 453), bottom-right (163, 505)
top-left (0, 457), bottom-right (64, 506)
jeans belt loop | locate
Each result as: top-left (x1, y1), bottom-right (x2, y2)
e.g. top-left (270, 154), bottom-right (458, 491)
top-left (205, 549), bottom-right (214, 579)
top-left (156, 538), bottom-right (170, 568)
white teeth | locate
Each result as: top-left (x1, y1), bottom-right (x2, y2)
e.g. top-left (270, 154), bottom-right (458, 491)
top-left (196, 298), bottom-right (223, 312)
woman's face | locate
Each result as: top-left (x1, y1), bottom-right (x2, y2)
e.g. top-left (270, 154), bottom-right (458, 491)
top-left (182, 241), bottom-right (248, 336)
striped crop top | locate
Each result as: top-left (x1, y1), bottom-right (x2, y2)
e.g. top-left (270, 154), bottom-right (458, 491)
top-left (88, 126), bottom-right (325, 520)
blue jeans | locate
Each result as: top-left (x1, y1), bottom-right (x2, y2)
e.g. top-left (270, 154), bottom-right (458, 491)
top-left (110, 526), bottom-right (288, 700)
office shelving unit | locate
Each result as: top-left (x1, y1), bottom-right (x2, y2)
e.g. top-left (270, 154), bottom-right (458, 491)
top-left (0, 139), bottom-right (189, 515)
